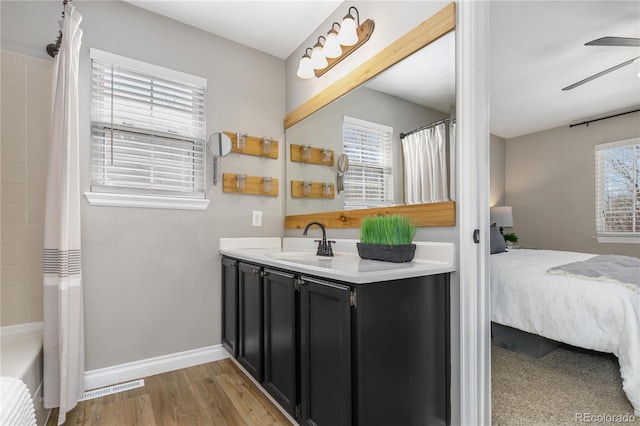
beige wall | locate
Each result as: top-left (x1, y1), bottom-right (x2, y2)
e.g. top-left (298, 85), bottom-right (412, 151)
top-left (1, 50), bottom-right (52, 325)
top-left (505, 110), bottom-right (640, 257)
top-left (1, 1), bottom-right (285, 369)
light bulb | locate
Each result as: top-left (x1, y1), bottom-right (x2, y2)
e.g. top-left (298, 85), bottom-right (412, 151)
top-left (310, 40), bottom-right (328, 69)
top-left (337, 13), bottom-right (358, 46)
top-left (323, 29), bottom-right (342, 58)
top-left (296, 52), bottom-right (314, 79)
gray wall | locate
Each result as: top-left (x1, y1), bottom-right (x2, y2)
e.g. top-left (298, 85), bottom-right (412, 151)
top-left (505, 110), bottom-right (639, 257)
top-left (1, 0), bottom-right (286, 370)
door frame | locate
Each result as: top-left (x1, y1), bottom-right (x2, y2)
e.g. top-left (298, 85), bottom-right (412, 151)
top-left (456, 1), bottom-right (491, 425)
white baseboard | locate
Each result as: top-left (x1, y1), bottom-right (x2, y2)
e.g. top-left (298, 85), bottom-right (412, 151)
top-left (84, 344), bottom-right (230, 390)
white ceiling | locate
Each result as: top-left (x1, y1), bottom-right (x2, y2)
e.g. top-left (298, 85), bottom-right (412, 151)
top-left (490, 1), bottom-right (640, 139)
top-left (123, 1), bottom-right (640, 139)
top-left (123, 0), bottom-right (342, 59)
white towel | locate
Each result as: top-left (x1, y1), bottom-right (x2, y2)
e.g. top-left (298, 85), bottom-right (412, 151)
top-left (0, 376), bottom-right (37, 426)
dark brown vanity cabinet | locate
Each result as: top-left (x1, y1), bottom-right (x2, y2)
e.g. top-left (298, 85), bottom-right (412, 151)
top-left (221, 256), bottom-right (450, 426)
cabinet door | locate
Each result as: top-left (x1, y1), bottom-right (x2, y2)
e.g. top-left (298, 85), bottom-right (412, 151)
top-left (300, 277), bottom-right (352, 426)
top-left (238, 262), bottom-right (263, 381)
top-left (221, 257), bottom-right (238, 357)
top-left (262, 269), bottom-right (297, 416)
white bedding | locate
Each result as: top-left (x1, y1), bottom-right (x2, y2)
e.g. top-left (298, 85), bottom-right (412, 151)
top-left (491, 249), bottom-right (640, 415)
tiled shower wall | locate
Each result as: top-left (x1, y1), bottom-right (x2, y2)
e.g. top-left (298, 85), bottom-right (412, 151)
top-left (1, 50), bottom-right (52, 326)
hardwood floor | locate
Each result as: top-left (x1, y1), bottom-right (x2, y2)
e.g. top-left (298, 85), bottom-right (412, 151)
top-left (47, 358), bottom-right (292, 426)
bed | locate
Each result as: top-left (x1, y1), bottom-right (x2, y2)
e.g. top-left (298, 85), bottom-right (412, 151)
top-left (490, 248), bottom-right (640, 415)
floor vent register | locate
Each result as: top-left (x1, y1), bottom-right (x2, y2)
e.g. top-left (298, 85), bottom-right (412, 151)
top-left (79, 379), bottom-right (145, 401)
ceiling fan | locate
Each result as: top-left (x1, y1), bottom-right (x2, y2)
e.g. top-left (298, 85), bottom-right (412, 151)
top-left (561, 36), bottom-right (640, 91)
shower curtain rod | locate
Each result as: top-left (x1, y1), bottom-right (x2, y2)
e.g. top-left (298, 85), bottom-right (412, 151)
top-left (46, 0), bottom-right (72, 58)
top-left (400, 117), bottom-right (452, 140)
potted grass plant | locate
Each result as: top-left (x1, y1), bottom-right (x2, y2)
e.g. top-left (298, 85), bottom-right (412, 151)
top-left (357, 214), bottom-right (417, 263)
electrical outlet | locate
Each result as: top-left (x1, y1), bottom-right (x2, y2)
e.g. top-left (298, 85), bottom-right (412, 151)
top-left (252, 210), bottom-right (262, 227)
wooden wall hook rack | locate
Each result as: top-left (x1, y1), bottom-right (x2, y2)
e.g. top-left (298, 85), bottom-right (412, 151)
top-left (290, 144), bottom-right (334, 166)
top-left (223, 173), bottom-right (279, 196)
top-left (224, 132), bottom-right (279, 159)
top-left (291, 180), bottom-right (335, 199)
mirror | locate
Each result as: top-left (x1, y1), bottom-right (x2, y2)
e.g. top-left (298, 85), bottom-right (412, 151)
top-left (207, 132), bottom-right (232, 185)
top-left (207, 132), bottom-right (232, 157)
top-left (285, 13), bottom-right (455, 220)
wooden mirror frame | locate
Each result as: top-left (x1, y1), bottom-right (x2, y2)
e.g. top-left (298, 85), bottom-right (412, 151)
top-left (284, 2), bottom-right (456, 229)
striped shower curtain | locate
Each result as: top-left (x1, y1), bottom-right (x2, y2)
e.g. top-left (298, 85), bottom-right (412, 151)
top-left (401, 122), bottom-right (449, 204)
top-left (43, 4), bottom-right (85, 425)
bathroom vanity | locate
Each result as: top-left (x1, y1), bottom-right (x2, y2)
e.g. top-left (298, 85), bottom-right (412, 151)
top-left (219, 238), bottom-right (454, 426)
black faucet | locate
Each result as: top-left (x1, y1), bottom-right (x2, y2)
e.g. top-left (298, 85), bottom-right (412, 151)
top-left (302, 221), bottom-right (335, 257)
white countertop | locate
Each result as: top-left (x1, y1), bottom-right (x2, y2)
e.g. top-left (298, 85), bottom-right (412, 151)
top-left (219, 237), bottom-right (455, 284)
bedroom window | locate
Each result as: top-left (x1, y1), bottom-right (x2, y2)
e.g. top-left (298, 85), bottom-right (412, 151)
top-left (595, 138), bottom-right (640, 243)
top-left (342, 116), bottom-right (393, 209)
top-left (86, 49), bottom-right (208, 210)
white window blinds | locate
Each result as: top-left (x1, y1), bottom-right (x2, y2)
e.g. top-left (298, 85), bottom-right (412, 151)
top-left (595, 138), bottom-right (640, 239)
top-left (342, 116), bottom-right (393, 209)
top-left (90, 49), bottom-right (206, 198)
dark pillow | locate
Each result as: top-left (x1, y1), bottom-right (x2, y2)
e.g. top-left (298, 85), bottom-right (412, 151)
top-left (490, 223), bottom-right (507, 254)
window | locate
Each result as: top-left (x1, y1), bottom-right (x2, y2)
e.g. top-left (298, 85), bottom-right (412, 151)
top-left (86, 49), bottom-right (208, 210)
top-left (342, 116), bottom-right (393, 209)
top-left (595, 138), bottom-right (640, 243)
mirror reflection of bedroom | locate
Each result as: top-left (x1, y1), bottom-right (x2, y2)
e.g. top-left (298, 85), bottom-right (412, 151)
top-left (489, 1), bottom-right (639, 423)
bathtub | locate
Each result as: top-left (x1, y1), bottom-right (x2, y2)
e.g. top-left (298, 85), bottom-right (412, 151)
top-left (1, 322), bottom-right (48, 425)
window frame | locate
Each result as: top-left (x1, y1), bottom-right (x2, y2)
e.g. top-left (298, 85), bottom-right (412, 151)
top-left (85, 49), bottom-right (209, 210)
top-left (341, 116), bottom-right (394, 209)
top-left (594, 137), bottom-right (640, 244)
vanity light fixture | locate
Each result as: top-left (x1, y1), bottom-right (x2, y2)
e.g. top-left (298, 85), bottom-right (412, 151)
top-left (296, 48), bottom-right (314, 79)
top-left (323, 23), bottom-right (343, 58)
top-left (310, 36), bottom-right (328, 69)
top-left (337, 8), bottom-right (359, 46)
top-left (296, 5), bottom-right (374, 79)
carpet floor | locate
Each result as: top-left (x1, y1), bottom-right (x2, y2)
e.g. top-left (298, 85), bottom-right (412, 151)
top-left (491, 344), bottom-right (635, 425)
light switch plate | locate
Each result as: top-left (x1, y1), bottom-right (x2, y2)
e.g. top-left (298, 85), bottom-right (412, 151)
top-left (252, 210), bottom-right (262, 227)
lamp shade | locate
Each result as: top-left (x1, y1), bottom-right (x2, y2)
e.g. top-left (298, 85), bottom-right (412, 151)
top-left (323, 29), bottom-right (342, 58)
top-left (337, 13), bottom-right (358, 46)
top-left (296, 54), bottom-right (314, 79)
top-left (490, 206), bottom-right (513, 228)
top-left (310, 41), bottom-right (328, 69)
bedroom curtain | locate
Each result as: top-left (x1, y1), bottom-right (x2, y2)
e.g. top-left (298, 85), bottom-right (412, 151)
top-left (43, 4), bottom-right (85, 425)
top-left (401, 122), bottom-right (449, 204)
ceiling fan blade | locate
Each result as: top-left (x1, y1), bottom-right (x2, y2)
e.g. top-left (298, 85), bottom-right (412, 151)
top-left (562, 56), bottom-right (640, 91)
top-left (585, 37), bottom-right (640, 47)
